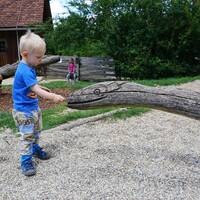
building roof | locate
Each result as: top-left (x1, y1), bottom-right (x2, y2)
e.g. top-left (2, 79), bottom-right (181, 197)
top-left (0, 0), bottom-right (52, 28)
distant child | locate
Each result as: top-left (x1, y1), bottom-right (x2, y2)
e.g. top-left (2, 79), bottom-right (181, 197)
top-left (12, 31), bottom-right (65, 176)
top-left (66, 58), bottom-right (77, 84)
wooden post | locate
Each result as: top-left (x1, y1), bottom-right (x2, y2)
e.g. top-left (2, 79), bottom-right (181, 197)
top-left (0, 75), bottom-right (3, 95)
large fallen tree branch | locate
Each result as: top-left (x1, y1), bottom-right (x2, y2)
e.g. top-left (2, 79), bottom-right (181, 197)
top-left (67, 81), bottom-right (200, 120)
top-left (0, 55), bottom-right (60, 80)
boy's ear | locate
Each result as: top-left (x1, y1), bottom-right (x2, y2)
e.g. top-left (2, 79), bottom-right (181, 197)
top-left (21, 50), bottom-right (28, 57)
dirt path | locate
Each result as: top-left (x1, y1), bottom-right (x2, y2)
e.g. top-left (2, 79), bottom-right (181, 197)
top-left (0, 81), bottom-right (200, 200)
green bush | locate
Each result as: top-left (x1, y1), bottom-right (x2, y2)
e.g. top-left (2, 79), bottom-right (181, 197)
top-left (116, 57), bottom-right (191, 79)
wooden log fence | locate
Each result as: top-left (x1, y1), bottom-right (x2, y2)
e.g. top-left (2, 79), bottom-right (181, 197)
top-left (0, 55), bottom-right (116, 83)
top-left (40, 56), bottom-right (116, 81)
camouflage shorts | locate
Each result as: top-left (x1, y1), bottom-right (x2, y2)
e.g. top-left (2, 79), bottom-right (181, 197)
top-left (12, 109), bottom-right (42, 155)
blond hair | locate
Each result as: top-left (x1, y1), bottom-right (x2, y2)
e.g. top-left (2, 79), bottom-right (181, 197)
top-left (19, 30), bottom-right (46, 53)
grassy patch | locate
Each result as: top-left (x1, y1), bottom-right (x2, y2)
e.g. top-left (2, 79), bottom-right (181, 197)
top-left (41, 80), bottom-right (95, 90)
top-left (42, 104), bottom-right (113, 130)
top-left (134, 75), bottom-right (200, 86)
top-left (42, 106), bottom-right (150, 130)
top-left (0, 112), bottom-right (16, 131)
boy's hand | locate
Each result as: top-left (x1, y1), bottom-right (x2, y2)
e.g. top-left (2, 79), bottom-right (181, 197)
top-left (52, 94), bottom-right (65, 103)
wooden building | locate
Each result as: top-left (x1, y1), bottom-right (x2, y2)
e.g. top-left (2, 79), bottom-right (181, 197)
top-left (0, 0), bottom-right (52, 67)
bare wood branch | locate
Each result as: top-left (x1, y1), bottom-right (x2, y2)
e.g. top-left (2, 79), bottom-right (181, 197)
top-left (38, 55), bottom-right (60, 66)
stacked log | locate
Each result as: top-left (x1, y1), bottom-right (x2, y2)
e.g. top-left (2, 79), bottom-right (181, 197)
top-left (79, 57), bottom-right (116, 81)
top-left (42, 56), bottom-right (72, 78)
top-left (40, 56), bottom-right (116, 81)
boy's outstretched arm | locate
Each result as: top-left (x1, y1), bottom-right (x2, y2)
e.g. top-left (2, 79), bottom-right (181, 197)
top-left (31, 84), bottom-right (65, 103)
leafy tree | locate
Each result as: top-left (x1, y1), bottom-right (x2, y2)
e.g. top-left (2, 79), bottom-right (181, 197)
top-left (88, 0), bottom-right (200, 78)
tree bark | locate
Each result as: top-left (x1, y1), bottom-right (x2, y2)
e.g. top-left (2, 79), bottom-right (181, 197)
top-left (0, 63), bottom-right (18, 80)
top-left (68, 81), bottom-right (200, 120)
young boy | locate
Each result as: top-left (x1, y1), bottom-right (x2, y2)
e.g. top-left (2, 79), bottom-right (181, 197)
top-left (12, 31), bottom-right (65, 176)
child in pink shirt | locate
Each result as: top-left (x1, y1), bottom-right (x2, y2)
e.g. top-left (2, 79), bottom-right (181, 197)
top-left (66, 58), bottom-right (77, 83)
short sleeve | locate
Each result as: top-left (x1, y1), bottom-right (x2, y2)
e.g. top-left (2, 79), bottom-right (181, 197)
top-left (22, 68), bottom-right (38, 88)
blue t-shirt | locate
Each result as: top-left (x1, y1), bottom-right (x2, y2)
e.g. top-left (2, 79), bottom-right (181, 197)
top-left (12, 61), bottom-right (38, 112)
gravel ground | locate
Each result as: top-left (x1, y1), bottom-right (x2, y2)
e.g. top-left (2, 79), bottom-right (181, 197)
top-left (0, 81), bottom-right (200, 200)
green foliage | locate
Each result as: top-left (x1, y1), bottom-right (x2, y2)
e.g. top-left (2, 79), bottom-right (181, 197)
top-left (39, 12), bottom-right (106, 56)
top-left (105, 0), bottom-right (200, 79)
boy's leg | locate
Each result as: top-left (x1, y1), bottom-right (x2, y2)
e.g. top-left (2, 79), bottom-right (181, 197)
top-left (32, 110), bottom-right (50, 160)
top-left (12, 110), bottom-right (36, 176)
top-left (32, 109), bottom-right (42, 145)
